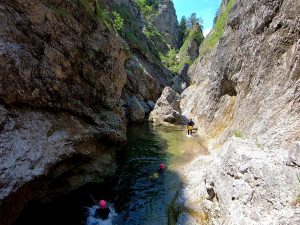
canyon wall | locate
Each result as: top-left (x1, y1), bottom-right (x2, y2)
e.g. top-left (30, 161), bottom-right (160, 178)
top-left (173, 0), bottom-right (300, 224)
top-left (181, 0), bottom-right (300, 149)
top-left (0, 0), bottom-right (178, 224)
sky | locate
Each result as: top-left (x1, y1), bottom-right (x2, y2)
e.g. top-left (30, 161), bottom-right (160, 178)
top-left (172, 0), bottom-right (222, 36)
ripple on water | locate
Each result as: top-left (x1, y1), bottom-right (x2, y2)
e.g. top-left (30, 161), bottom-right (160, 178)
top-left (111, 123), bottom-right (207, 225)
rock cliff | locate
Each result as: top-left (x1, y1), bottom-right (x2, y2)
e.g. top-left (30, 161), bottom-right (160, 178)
top-left (0, 0), bottom-right (180, 224)
top-left (181, 0), bottom-right (300, 149)
top-left (171, 0), bottom-right (300, 223)
top-left (150, 0), bottom-right (180, 49)
top-left (101, 0), bottom-right (175, 122)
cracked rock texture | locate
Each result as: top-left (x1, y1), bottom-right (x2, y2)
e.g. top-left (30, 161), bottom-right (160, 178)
top-left (0, 0), bottom-right (128, 224)
top-left (175, 139), bottom-right (300, 225)
top-left (173, 0), bottom-right (300, 224)
top-left (181, 0), bottom-right (300, 149)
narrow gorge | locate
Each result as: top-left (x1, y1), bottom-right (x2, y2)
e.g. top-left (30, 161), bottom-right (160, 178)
top-left (0, 0), bottom-right (299, 225)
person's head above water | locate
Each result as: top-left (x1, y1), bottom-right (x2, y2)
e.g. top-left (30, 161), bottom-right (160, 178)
top-left (99, 200), bottom-right (107, 209)
top-left (159, 163), bottom-right (166, 170)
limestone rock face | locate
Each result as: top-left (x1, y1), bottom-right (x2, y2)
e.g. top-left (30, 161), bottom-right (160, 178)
top-left (181, 0), bottom-right (300, 149)
top-left (175, 0), bottom-right (300, 224)
top-left (105, 0), bottom-right (173, 116)
top-left (148, 87), bottom-right (184, 125)
top-left (174, 139), bottom-right (300, 225)
top-left (0, 1), bottom-right (128, 224)
top-left (151, 0), bottom-right (180, 48)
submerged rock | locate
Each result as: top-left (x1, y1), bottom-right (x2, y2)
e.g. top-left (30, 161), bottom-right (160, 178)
top-left (149, 87), bottom-right (184, 125)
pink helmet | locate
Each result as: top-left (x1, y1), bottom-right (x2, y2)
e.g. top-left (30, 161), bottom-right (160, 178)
top-left (160, 163), bottom-right (166, 170)
top-left (99, 200), bottom-right (107, 209)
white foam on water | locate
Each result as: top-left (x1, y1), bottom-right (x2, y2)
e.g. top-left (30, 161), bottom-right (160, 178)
top-left (86, 204), bottom-right (117, 225)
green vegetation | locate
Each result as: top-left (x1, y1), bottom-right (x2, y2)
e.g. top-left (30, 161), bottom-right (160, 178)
top-left (54, 7), bottom-right (68, 17)
top-left (159, 48), bottom-right (179, 74)
top-left (200, 0), bottom-right (235, 55)
top-left (112, 11), bottom-right (124, 31)
top-left (135, 0), bottom-right (159, 17)
top-left (179, 16), bottom-right (188, 41)
top-left (126, 31), bottom-right (149, 53)
top-left (160, 23), bottom-right (203, 74)
top-left (159, 13), bottom-right (204, 74)
top-left (78, 0), bottom-right (89, 9)
top-left (95, 0), bottom-right (110, 26)
top-left (234, 130), bottom-right (244, 138)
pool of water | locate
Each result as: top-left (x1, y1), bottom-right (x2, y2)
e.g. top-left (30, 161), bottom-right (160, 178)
top-left (111, 123), bottom-right (207, 225)
top-left (13, 123), bottom-right (207, 225)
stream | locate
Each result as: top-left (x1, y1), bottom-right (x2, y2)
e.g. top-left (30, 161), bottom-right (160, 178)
top-left (14, 123), bottom-right (207, 225)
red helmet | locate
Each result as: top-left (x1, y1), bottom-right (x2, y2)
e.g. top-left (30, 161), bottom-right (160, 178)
top-left (99, 200), bottom-right (107, 209)
top-left (159, 163), bottom-right (166, 170)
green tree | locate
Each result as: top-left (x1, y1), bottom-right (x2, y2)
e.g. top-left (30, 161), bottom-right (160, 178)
top-left (213, 8), bottom-right (220, 27)
top-left (187, 13), bottom-right (203, 30)
top-left (179, 16), bottom-right (188, 42)
top-left (112, 11), bottom-right (124, 31)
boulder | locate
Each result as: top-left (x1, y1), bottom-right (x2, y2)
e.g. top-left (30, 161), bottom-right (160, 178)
top-left (127, 96), bottom-right (145, 123)
top-left (139, 100), bottom-right (151, 114)
top-left (148, 87), bottom-right (183, 125)
top-left (146, 100), bottom-right (156, 110)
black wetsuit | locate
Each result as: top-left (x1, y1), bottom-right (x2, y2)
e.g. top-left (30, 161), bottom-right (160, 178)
top-left (95, 207), bottom-right (110, 220)
top-left (157, 168), bottom-right (164, 174)
top-left (187, 120), bottom-right (194, 135)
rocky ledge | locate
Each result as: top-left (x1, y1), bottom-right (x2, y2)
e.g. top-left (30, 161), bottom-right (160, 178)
top-left (171, 139), bottom-right (300, 225)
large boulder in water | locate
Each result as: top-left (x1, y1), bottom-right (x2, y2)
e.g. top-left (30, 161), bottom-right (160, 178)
top-left (148, 87), bottom-right (184, 125)
top-left (127, 96), bottom-right (145, 123)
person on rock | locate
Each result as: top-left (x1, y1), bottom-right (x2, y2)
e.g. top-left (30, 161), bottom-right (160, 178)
top-left (95, 200), bottom-right (110, 220)
top-left (187, 118), bottom-right (194, 135)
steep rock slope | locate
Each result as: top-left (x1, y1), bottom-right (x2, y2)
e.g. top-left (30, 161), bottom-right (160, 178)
top-left (172, 0), bottom-right (300, 224)
top-left (101, 0), bottom-right (175, 122)
top-left (181, 0), bottom-right (300, 149)
top-left (0, 0), bottom-right (128, 224)
top-left (150, 0), bottom-right (180, 49)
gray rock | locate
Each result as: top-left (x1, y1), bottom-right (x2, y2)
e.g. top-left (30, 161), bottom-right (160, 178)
top-left (151, 0), bottom-right (180, 48)
top-left (174, 138), bottom-right (300, 225)
top-left (148, 86), bottom-right (183, 125)
top-left (146, 100), bottom-right (156, 110)
top-left (288, 142), bottom-right (300, 167)
top-left (127, 96), bottom-right (145, 123)
top-left (181, 0), bottom-right (300, 149)
top-left (139, 100), bottom-right (151, 114)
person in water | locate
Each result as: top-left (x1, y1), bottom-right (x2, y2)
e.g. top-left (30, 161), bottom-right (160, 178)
top-left (95, 200), bottom-right (110, 220)
top-left (158, 163), bottom-right (166, 174)
top-left (187, 118), bottom-right (194, 135)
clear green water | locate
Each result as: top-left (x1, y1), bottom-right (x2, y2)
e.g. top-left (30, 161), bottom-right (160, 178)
top-left (13, 123), bottom-right (207, 225)
top-left (113, 123), bottom-right (207, 225)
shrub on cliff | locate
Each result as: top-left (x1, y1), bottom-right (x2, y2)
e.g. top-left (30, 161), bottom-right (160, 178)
top-left (112, 11), bottom-right (124, 31)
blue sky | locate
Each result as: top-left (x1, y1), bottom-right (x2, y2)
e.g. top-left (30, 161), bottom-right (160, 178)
top-left (172, 0), bottom-right (222, 36)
